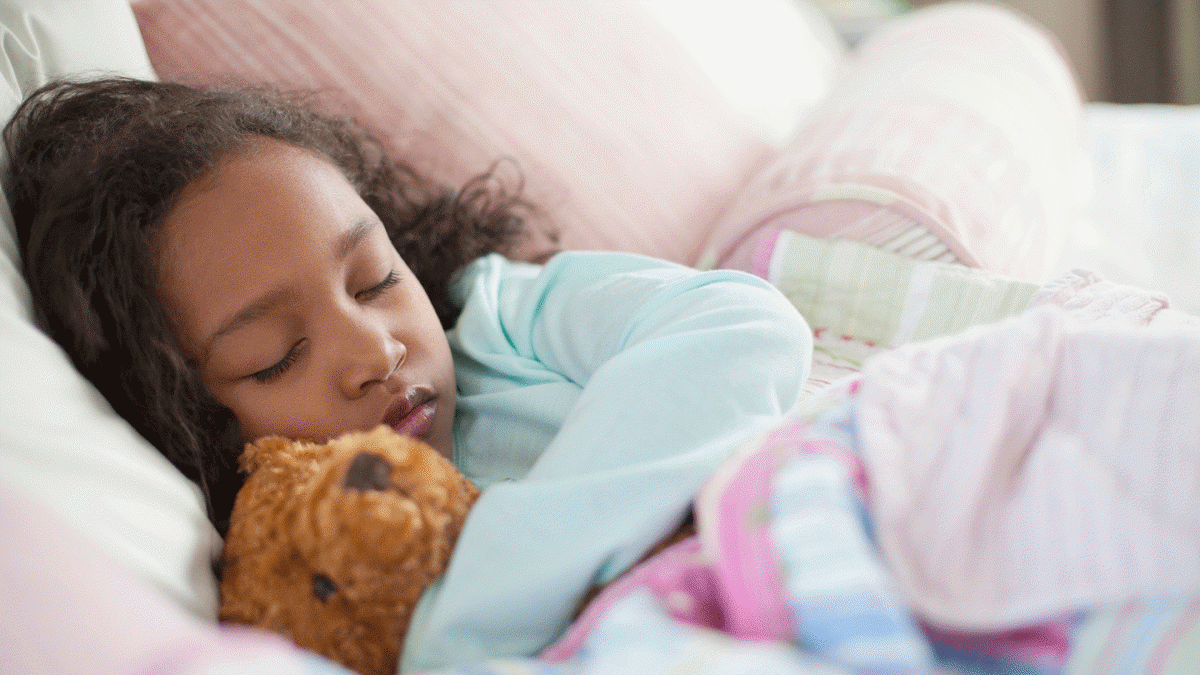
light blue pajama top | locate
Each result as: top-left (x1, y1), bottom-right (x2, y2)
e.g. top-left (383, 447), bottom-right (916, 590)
top-left (401, 251), bottom-right (812, 670)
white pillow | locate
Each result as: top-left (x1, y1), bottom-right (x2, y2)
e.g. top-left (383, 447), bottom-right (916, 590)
top-left (0, 0), bottom-right (220, 618)
top-left (640, 0), bottom-right (845, 146)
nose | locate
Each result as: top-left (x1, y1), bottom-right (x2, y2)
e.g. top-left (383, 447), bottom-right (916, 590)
top-left (344, 451), bottom-right (393, 491)
top-left (336, 314), bottom-right (406, 398)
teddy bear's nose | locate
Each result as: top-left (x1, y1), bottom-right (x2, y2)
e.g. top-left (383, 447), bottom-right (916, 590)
top-left (344, 451), bottom-right (392, 491)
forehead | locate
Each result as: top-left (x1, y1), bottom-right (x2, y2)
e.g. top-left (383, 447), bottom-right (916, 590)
top-left (165, 138), bottom-right (352, 227)
top-left (157, 138), bottom-right (369, 262)
top-left (153, 139), bottom-right (379, 346)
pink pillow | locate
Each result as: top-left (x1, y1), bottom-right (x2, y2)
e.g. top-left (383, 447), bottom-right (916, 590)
top-left (706, 3), bottom-right (1086, 282)
top-left (131, 0), bottom-right (786, 265)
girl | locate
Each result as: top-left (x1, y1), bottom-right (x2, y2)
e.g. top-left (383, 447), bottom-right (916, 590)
top-left (4, 77), bottom-right (812, 669)
top-left (5, 77), bottom-right (542, 531)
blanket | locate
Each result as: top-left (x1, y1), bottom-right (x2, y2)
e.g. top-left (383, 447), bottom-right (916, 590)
top-left (540, 301), bottom-right (1200, 672)
top-left (454, 313), bottom-right (1200, 675)
top-left (419, 235), bottom-right (1200, 675)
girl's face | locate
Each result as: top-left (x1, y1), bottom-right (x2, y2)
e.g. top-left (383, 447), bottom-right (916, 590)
top-left (155, 139), bottom-right (456, 459)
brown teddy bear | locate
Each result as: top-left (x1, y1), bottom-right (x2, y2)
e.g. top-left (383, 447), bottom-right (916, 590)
top-left (218, 426), bottom-right (479, 675)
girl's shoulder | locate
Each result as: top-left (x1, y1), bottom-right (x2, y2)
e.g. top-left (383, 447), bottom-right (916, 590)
top-left (452, 250), bottom-right (775, 303)
top-left (448, 250), bottom-right (800, 353)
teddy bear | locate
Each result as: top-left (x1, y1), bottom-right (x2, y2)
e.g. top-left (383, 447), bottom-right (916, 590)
top-left (218, 425), bottom-right (479, 675)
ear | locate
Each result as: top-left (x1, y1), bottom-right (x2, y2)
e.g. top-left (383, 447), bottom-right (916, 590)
top-left (237, 435), bottom-right (297, 475)
top-left (238, 435), bottom-right (335, 477)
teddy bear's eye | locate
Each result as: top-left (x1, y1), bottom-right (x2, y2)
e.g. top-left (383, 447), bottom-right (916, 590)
top-left (312, 573), bottom-right (338, 603)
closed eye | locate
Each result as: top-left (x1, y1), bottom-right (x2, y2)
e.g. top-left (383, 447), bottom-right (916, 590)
top-left (250, 340), bottom-right (305, 384)
top-left (355, 270), bottom-right (399, 302)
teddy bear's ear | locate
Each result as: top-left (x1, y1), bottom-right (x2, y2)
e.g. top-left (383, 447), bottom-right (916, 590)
top-left (238, 435), bottom-right (296, 475)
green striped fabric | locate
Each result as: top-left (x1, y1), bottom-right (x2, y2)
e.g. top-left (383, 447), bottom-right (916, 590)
top-left (763, 230), bottom-right (1039, 400)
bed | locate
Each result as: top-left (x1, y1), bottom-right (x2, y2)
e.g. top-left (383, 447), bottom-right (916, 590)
top-left (1, 0), bottom-right (1198, 673)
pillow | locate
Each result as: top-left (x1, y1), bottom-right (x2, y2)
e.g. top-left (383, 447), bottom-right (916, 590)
top-left (704, 2), bottom-right (1087, 283)
top-left (130, 0), bottom-right (844, 266)
top-left (637, 0), bottom-right (845, 146)
top-left (0, 0), bottom-right (221, 618)
top-left (0, 0), bottom-right (841, 625)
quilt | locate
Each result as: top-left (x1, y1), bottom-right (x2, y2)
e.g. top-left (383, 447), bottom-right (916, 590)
top-left (418, 234), bottom-right (1200, 675)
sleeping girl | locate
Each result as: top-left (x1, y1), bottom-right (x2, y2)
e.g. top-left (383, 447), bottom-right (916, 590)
top-left (10, 75), bottom-right (1200, 675)
top-left (4, 76), bottom-right (812, 669)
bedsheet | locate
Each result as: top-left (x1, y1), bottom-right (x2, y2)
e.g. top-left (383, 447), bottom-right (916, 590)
top-left (1062, 104), bottom-right (1200, 317)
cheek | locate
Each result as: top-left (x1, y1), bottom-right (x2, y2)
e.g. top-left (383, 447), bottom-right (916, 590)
top-left (209, 383), bottom-right (314, 444)
top-left (420, 326), bottom-right (457, 400)
top-left (214, 390), bottom-right (276, 444)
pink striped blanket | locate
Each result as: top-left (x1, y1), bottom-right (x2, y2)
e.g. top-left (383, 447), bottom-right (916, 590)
top-left (530, 290), bottom-right (1200, 675)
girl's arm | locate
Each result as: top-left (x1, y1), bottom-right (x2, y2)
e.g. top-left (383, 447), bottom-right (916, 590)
top-left (405, 251), bottom-right (812, 669)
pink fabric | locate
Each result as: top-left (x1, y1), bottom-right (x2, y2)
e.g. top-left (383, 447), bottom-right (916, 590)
top-left (130, 0), bottom-right (775, 266)
top-left (856, 306), bottom-right (1200, 631)
top-left (708, 2), bottom-right (1085, 282)
top-left (544, 369), bottom-right (1090, 670)
top-left (750, 226), bottom-right (783, 279)
top-left (924, 620), bottom-right (1075, 671)
top-left (0, 480), bottom-right (316, 675)
top-left (545, 414), bottom-right (873, 663)
top-left (1030, 269), bottom-right (1200, 328)
top-left (546, 439), bottom-right (801, 662)
top-left (703, 440), bottom-right (796, 642)
top-left (720, 190), bottom-right (958, 275)
top-left (541, 536), bottom-right (719, 662)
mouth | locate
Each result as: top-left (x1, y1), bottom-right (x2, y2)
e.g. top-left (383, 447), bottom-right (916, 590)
top-left (382, 387), bottom-right (437, 440)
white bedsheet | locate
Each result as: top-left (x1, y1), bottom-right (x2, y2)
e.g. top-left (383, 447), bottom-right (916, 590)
top-left (1060, 104), bottom-right (1200, 316)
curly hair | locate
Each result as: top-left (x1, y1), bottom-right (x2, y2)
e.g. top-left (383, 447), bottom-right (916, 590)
top-left (3, 77), bottom-right (549, 532)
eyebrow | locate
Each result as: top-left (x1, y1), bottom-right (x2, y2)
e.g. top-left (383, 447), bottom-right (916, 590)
top-left (336, 218), bottom-right (379, 260)
top-left (203, 286), bottom-right (300, 359)
top-left (202, 218), bottom-right (381, 357)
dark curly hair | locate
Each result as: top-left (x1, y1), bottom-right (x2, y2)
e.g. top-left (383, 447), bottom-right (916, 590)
top-left (3, 76), bottom-right (551, 532)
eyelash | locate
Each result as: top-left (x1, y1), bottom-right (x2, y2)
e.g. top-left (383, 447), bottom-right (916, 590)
top-left (249, 271), bottom-right (399, 384)
top-left (251, 341), bottom-right (303, 384)
top-left (356, 271), bottom-right (400, 302)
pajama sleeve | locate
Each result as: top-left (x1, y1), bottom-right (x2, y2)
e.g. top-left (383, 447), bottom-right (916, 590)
top-left (403, 251), bottom-right (812, 670)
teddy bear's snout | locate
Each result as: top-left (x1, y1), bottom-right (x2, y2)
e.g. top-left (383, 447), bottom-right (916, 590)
top-left (344, 451), bottom-right (393, 492)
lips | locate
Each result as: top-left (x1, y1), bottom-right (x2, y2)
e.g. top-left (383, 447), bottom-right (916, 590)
top-left (383, 387), bottom-right (437, 440)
